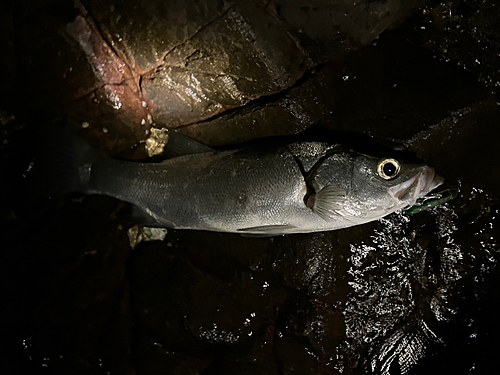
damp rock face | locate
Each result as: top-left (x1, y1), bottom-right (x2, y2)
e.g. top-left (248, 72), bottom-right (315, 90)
top-left (415, 1), bottom-right (500, 89)
top-left (12, 0), bottom-right (424, 152)
top-left (2, 1), bottom-right (500, 375)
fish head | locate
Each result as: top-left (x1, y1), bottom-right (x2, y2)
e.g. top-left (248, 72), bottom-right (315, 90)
top-left (346, 155), bottom-right (444, 220)
top-left (310, 153), bottom-right (444, 224)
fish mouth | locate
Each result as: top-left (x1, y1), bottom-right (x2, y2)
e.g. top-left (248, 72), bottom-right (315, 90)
top-left (389, 166), bottom-right (444, 203)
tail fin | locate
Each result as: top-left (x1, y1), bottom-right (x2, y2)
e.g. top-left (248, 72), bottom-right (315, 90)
top-left (28, 124), bottom-right (103, 199)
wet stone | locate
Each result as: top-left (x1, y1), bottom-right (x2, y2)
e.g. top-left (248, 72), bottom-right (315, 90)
top-left (272, 0), bottom-right (425, 62)
top-left (16, 4), bottom-right (150, 154)
top-left (134, 329), bottom-right (212, 375)
top-left (326, 29), bottom-right (487, 143)
top-left (178, 66), bottom-right (335, 146)
top-left (404, 96), bottom-right (500, 197)
top-left (414, 1), bottom-right (500, 89)
top-left (81, 0), bottom-right (231, 74)
top-left (129, 237), bottom-right (290, 373)
top-left (142, 3), bottom-right (312, 127)
top-left (15, 4), bottom-right (101, 108)
top-left (2, 196), bottom-right (134, 374)
top-left (341, 187), bottom-right (499, 374)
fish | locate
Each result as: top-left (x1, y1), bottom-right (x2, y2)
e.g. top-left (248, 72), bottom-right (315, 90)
top-left (34, 129), bottom-right (444, 235)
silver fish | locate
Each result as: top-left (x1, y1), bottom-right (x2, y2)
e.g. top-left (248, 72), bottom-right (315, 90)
top-left (46, 133), bottom-right (444, 235)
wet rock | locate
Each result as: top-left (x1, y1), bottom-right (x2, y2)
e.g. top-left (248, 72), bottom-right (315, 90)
top-left (270, 0), bottom-right (425, 61)
top-left (12, 0), bottom-right (432, 153)
top-left (16, 3), bottom-right (150, 154)
top-left (341, 188), bottom-right (499, 374)
top-left (275, 295), bottom-right (346, 374)
top-left (81, 0), bottom-right (231, 75)
top-left (274, 336), bottom-right (321, 375)
top-left (134, 329), bottom-right (212, 375)
top-left (415, 1), bottom-right (500, 88)
top-left (404, 97), bottom-right (500, 197)
top-left (326, 29), bottom-right (487, 142)
top-left (141, 3), bottom-right (313, 128)
top-left (272, 233), bottom-right (348, 301)
top-left (3, 196), bottom-right (133, 374)
top-left (15, 4), bottom-right (98, 107)
top-left (178, 66), bottom-right (336, 145)
top-left (129, 237), bottom-right (289, 373)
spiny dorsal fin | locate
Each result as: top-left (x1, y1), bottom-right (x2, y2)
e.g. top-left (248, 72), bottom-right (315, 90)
top-left (162, 131), bottom-right (214, 158)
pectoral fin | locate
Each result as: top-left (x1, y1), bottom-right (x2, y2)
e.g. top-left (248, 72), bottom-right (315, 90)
top-left (311, 184), bottom-right (346, 221)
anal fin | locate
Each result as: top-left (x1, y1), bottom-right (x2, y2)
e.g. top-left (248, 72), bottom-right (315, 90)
top-left (124, 205), bottom-right (173, 228)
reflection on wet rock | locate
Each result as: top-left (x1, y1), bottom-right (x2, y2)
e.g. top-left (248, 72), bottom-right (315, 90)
top-left (13, 0), bottom-right (429, 154)
top-left (142, 3), bottom-right (313, 127)
top-left (343, 186), bottom-right (498, 374)
top-left (179, 68), bottom-right (333, 145)
top-left (415, 1), bottom-right (500, 88)
top-left (81, 0), bottom-right (231, 74)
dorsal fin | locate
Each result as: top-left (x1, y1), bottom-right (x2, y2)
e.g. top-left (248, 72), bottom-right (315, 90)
top-left (162, 131), bottom-right (214, 158)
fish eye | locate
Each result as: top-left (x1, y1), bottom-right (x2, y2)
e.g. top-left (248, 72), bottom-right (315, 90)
top-left (377, 158), bottom-right (401, 180)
